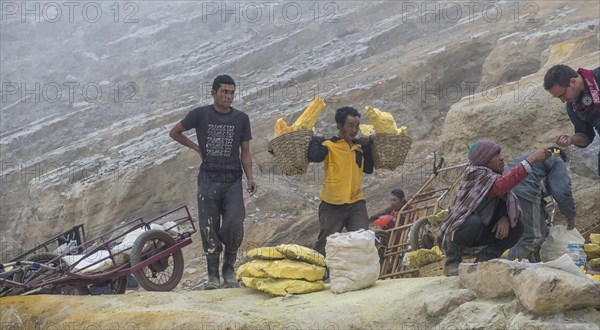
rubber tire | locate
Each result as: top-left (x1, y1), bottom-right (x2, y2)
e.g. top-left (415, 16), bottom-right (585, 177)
top-left (409, 218), bottom-right (435, 251)
top-left (12, 252), bottom-right (83, 295)
top-left (89, 276), bottom-right (128, 295)
top-left (130, 229), bottom-right (184, 292)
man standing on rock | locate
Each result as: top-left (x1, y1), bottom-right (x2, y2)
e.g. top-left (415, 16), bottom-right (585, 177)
top-left (308, 106), bottom-right (374, 257)
top-left (544, 64), bottom-right (600, 176)
top-left (506, 147), bottom-right (577, 263)
top-left (169, 75), bottom-right (257, 289)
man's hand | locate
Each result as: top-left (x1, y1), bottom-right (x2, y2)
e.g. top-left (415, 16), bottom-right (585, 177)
top-left (526, 149), bottom-right (552, 164)
top-left (554, 134), bottom-right (573, 148)
top-left (247, 180), bottom-right (257, 195)
top-left (493, 216), bottom-right (510, 240)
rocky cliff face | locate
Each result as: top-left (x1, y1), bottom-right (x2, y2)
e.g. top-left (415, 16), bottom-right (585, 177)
top-left (1, 1), bottom-right (599, 260)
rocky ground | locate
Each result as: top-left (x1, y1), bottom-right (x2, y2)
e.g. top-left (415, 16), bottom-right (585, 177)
top-left (2, 258), bottom-right (599, 330)
top-left (1, 1), bottom-right (599, 328)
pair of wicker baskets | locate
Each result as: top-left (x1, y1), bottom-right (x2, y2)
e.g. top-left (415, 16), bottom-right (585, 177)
top-left (267, 131), bottom-right (413, 175)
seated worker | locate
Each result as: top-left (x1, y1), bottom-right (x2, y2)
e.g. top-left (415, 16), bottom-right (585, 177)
top-left (507, 147), bottom-right (576, 262)
top-left (437, 139), bottom-right (551, 276)
top-left (371, 188), bottom-right (414, 230)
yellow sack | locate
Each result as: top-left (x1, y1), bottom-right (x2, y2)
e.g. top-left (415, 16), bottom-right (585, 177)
top-left (584, 244), bottom-right (600, 259)
top-left (241, 277), bottom-right (325, 296)
top-left (291, 97), bottom-right (325, 131)
top-left (236, 260), bottom-right (270, 279)
top-left (276, 244), bottom-right (325, 267)
top-left (407, 248), bottom-right (444, 268)
top-left (247, 247), bottom-right (285, 260)
top-left (237, 259), bottom-right (326, 281)
top-left (590, 233), bottom-right (600, 245)
top-left (588, 258), bottom-right (600, 269)
top-left (427, 209), bottom-right (449, 226)
top-left (365, 106), bottom-right (398, 134)
top-left (264, 259), bottom-right (326, 281)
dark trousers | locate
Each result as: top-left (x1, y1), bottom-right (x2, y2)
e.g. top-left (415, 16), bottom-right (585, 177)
top-left (452, 212), bottom-right (524, 259)
top-left (314, 200), bottom-right (369, 257)
top-left (197, 173), bottom-right (245, 255)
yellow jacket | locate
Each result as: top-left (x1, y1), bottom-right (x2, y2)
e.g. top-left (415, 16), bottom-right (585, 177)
top-left (308, 137), bottom-right (374, 205)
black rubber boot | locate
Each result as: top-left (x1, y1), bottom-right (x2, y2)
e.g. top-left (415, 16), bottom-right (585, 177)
top-left (475, 244), bottom-right (502, 263)
top-left (444, 241), bottom-right (463, 276)
top-left (222, 252), bottom-right (240, 288)
top-left (204, 254), bottom-right (220, 290)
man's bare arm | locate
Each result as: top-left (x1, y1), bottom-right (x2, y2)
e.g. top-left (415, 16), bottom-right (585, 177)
top-left (169, 122), bottom-right (200, 154)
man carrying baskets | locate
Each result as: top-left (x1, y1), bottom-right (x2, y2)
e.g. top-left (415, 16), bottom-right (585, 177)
top-left (169, 75), bottom-right (257, 289)
top-left (308, 107), bottom-right (374, 257)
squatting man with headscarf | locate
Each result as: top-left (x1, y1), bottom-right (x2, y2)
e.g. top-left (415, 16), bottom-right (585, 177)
top-left (437, 139), bottom-right (551, 276)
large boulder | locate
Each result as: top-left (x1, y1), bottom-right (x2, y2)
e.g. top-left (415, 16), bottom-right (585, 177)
top-left (458, 259), bottom-right (516, 298)
top-left (511, 266), bottom-right (600, 314)
top-left (423, 288), bottom-right (477, 317)
top-left (435, 301), bottom-right (511, 330)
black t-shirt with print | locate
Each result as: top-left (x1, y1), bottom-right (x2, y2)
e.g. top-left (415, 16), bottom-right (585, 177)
top-left (181, 105), bottom-right (252, 176)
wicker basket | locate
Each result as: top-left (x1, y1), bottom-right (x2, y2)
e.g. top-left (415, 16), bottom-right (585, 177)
top-left (267, 130), bottom-right (313, 176)
top-left (372, 134), bottom-right (412, 170)
top-left (418, 260), bottom-right (445, 277)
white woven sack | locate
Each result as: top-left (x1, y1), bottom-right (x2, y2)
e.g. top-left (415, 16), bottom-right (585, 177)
top-left (325, 229), bottom-right (380, 294)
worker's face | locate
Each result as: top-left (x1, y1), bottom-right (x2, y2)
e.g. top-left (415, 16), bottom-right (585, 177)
top-left (485, 152), bottom-right (505, 174)
top-left (212, 84), bottom-right (235, 109)
top-left (548, 79), bottom-right (578, 103)
top-left (390, 194), bottom-right (405, 212)
top-left (338, 115), bottom-right (360, 141)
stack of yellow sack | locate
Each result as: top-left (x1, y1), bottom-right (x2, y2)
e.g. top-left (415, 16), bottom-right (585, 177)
top-left (274, 97), bottom-right (326, 137)
top-left (364, 106), bottom-right (408, 136)
top-left (585, 233), bottom-right (600, 274)
top-left (236, 244), bottom-right (326, 295)
top-left (407, 246), bottom-right (445, 268)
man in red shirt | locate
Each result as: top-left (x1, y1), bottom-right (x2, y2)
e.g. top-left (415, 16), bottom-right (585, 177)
top-left (372, 188), bottom-right (414, 230)
top-left (437, 139), bottom-right (551, 276)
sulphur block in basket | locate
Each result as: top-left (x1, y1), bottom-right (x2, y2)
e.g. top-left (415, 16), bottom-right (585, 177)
top-left (365, 106), bottom-right (398, 134)
top-left (274, 118), bottom-right (294, 138)
top-left (291, 96), bottom-right (326, 131)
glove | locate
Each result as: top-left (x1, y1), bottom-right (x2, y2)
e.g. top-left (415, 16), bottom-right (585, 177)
top-left (566, 218), bottom-right (575, 230)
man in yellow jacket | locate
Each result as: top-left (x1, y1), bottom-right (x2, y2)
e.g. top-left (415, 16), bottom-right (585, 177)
top-left (308, 106), bottom-right (374, 257)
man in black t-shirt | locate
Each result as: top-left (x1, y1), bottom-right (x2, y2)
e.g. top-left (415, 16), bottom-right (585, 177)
top-left (170, 75), bottom-right (257, 289)
top-left (544, 64), bottom-right (600, 176)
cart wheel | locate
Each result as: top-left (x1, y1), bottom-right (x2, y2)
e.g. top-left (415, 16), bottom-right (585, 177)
top-left (89, 276), bottom-right (128, 295)
top-left (375, 230), bottom-right (390, 261)
top-left (130, 229), bottom-right (184, 291)
top-left (409, 218), bottom-right (435, 250)
top-left (13, 252), bottom-right (60, 295)
top-left (53, 285), bottom-right (91, 295)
